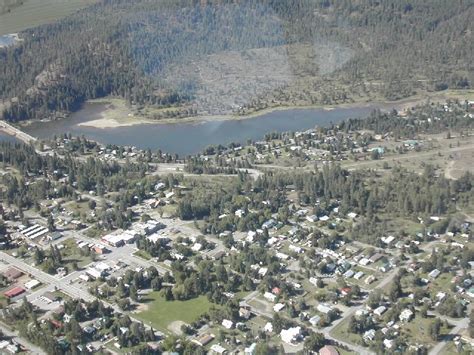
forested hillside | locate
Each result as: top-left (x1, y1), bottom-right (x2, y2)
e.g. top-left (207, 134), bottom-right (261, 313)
top-left (0, 0), bottom-right (472, 121)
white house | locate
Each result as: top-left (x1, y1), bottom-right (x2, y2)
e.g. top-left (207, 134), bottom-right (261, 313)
top-left (264, 322), bottom-right (273, 333)
top-left (383, 339), bottom-right (394, 349)
top-left (280, 326), bottom-right (302, 345)
top-left (309, 315), bottom-right (321, 327)
top-left (244, 343), bottom-right (257, 355)
top-left (235, 209), bottom-right (245, 218)
top-left (210, 344), bottom-right (226, 354)
top-left (264, 292), bottom-right (276, 302)
top-left (273, 303), bottom-right (285, 312)
top-left (363, 329), bottom-right (376, 342)
top-left (429, 269), bottom-right (441, 279)
top-left (399, 309), bottom-right (414, 322)
top-left (221, 319), bottom-right (233, 329)
top-left (258, 267), bottom-right (268, 277)
top-left (374, 306), bottom-right (387, 316)
top-left (317, 303), bottom-right (333, 314)
top-left (309, 277), bottom-right (319, 286)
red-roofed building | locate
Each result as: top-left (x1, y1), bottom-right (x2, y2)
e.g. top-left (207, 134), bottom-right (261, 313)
top-left (4, 286), bottom-right (25, 298)
top-left (319, 345), bottom-right (339, 355)
top-left (50, 319), bottom-right (63, 329)
top-left (272, 287), bottom-right (281, 295)
top-left (340, 287), bottom-right (352, 296)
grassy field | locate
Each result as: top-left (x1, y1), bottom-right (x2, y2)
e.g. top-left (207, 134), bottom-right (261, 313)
top-left (134, 292), bottom-right (214, 332)
top-left (0, 0), bottom-right (98, 35)
top-left (337, 348), bottom-right (357, 355)
top-left (0, 294), bottom-right (9, 308)
top-left (133, 250), bottom-right (152, 261)
top-left (400, 315), bottom-right (452, 347)
top-left (442, 340), bottom-right (472, 355)
top-left (59, 237), bottom-right (94, 269)
top-left (330, 316), bottom-right (363, 346)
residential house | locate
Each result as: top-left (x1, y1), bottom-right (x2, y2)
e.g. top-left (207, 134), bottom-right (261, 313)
top-left (221, 319), bottom-right (233, 329)
top-left (317, 303), bottom-right (333, 314)
top-left (429, 269), bottom-right (441, 279)
top-left (319, 345), bottom-right (340, 355)
top-left (280, 326), bottom-right (302, 345)
top-left (374, 306), bottom-right (387, 317)
top-left (399, 309), bottom-right (414, 322)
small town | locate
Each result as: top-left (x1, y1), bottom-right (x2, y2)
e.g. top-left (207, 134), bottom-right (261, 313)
top-left (0, 99), bottom-right (472, 354)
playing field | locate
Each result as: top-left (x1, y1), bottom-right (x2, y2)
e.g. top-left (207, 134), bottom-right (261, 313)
top-left (0, 0), bottom-right (97, 35)
top-left (135, 292), bottom-right (214, 332)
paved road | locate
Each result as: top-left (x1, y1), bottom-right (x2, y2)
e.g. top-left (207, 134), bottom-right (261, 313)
top-left (317, 268), bottom-right (399, 354)
top-left (426, 307), bottom-right (471, 355)
top-left (0, 120), bottom-right (37, 144)
top-left (0, 249), bottom-right (158, 339)
top-left (0, 251), bottom-right (94, 302)
top-left (0, 322), bottom-right (46, 355)
top-left (64, 230), bottom-right (172, 275)
top-left (241, 267), bottom-right (401, 355)
top-left (428, 317), bottom-right (468, 355)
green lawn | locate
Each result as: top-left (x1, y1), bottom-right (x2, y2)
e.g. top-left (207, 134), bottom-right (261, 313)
top-left (428, 273), bottom-right (453, 295)
top-left (0, 294), bottom-right (9, 308)
top-left (336, 347), bottom-right (357, 355)
top-left (400, 315), bottom-right (452, 346)
top-left (330, 317), bottom-right (363, 346)
top-left (0, 0), bottom-right (98, 35)
top-left (52, 290), bottom-right (71, 301)
top-left (442, 340), bottom-right (472, 355)
top-left (133, 250), bottom-right (152, 261)
top-left (60, 238), bottom-right (94, 269)
top-left (134, 292), bottom-right (214, 332)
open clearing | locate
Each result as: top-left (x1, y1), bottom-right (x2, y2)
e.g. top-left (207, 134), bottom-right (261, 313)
top-left (134, 292), bottom-right (214, 333)
top-left (0, 0), bottom-right (97, 36)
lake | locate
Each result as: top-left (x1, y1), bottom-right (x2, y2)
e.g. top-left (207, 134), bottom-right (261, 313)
top-left (0, 34), bottom-right (17, 47)
top-left (21, 103), bottom-right (379, 155)
top-left (0, 131), bottom-right (20, 143)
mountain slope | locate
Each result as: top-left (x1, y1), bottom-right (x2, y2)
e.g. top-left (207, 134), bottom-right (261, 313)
top-left (0, 0), bottom-right (472, 121)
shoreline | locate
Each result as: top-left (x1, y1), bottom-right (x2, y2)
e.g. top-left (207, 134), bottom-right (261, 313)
top-left (25, 89), bottom-right (474, 130)
top-left (75, 99), bottom-right (403, 129)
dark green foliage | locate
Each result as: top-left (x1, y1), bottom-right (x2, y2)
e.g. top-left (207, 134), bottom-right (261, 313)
top-left (0, 0), bottom-right (472, 121)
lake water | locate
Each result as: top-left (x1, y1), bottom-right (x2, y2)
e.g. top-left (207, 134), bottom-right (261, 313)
top-left (0, 131), bottom-right (20, 143)
top-left (0, 34), bottom-right (17, 47)
top-left (20, 103), bottom-right (379, 155)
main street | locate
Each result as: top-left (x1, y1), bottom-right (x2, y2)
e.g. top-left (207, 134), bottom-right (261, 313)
top-left (0, 251), bottom-right (94, 302)
top-left (0, 249), bottom-right (158, 337)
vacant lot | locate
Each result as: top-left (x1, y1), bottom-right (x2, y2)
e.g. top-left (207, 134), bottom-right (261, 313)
top-left (400, 315), bottom-right (452, 347)
top-left (135, 292), bottom-right (214, 332)
top-left (0, 0), bottom-right (97, 35)
top-left (330, 316), bottom-right (364, 346)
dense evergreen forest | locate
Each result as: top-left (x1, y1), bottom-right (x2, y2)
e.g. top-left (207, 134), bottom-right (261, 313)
top-left (0, 0), bottom-right (472, 121)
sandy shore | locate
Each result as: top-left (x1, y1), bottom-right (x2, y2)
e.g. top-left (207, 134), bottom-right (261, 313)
top-left (77, 117), bottom-right (154, 128)
top-left (74, 89), bottom-right (474, 129)
top-left (75, 101), bottom-right (376, 129)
